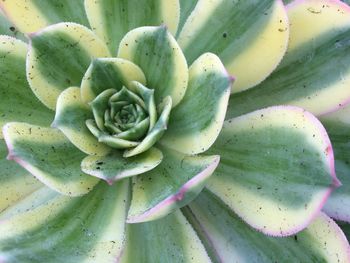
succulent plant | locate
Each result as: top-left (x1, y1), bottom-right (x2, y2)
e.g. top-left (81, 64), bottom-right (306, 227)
top-left (1, 0), bottom-right (350, 262)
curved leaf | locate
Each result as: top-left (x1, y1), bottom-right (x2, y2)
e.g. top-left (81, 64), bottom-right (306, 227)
top-left (177, 0), bottom-right (289, 92)
top-left (3, 122), bottom-right (100, 196)
top-left (27, 22), bottom-right (110, 109)
top-left (160, 53), bottom-right (232, 155)
top-left (118, 26), bottom-right (188, 108)
top-left (228, 0), bottom-right (350, 118)
top-left (127, 146), bottom-right (219, 223)
top-left (207, 106), bottom-right (338, 236)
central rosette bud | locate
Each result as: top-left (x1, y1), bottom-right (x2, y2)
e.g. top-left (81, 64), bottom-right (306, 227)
top-left (85, 81), bottom-right (172, 157)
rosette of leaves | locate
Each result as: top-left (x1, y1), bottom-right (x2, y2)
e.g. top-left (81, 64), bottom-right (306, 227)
top-left (1, 0), bottom-right (350, 262)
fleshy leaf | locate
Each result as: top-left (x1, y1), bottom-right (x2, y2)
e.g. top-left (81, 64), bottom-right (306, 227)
top-left (81, 58), bottom-right (146, 104)
top-left (0, 140), bottom-right (42, 214)
top-left (81, 147), bottom-right (163, 183)
top-left (127, 146), bottom-right (219, 223)
top-left (27, 22), bottom-right (110, 109)
top-left (85, 0), bottom-right (180, 55)
top-left (53, 87), bottom-right (110, 156)
top-left (160, 53), bottom-right (232, 155)
top-left (3, 122), bottom-right (100, 196)
top-left (206, 106), bottom-right (338, 236)
top-left (321, 104), bottom-right (350, 222)
top-left (123, 96), bottom-right (172, 157)
top-left (0, 0), bottom-right (90, 34)
top-left (183, 189), bottom-right (350, 262)
top-left (227, 0), bottom-right (350, 118)
top-left (119, 210), bottom-right (211, 263)
top-left (0, 36), bottom-right (54, 139)
top-left (118, 26), bottom-right (188, 107)
top-left (177, 0), bottom-right (289, 92)
top-left (0, 181), bottom-right (129, 263)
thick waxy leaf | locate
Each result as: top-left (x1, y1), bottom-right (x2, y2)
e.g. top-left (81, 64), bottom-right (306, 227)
top-left (228, 0), bottom-right (350, 118)
top-left (127, 146), bottom-right (219, 223)
top-left (0, 140), bottom-right (42, 214)
top-left (0, 10), bottom-right (26, 41)
top-left (183, 190), bottom-right (350, 263)
top-left (0, 181), bottom-right (129, 263)
top-left (53, 87), bottom-right (110, 156)
top-left (3, 122), bottom-right (100, 196)
top-left (0, 36), bottom-right (54, 139)
top-left (81, 58), bottom-right (146, 104)
top-left (206, 106), bottom-right (338, 236)
top-left (176, 0), bottom-right (199, 38)
top-left (27, 22), bottom-right (110, 109)
top-left (0, 0), bottom-right (89, 34)
top-left (119, 210), bottom-right (211, 263)
top-left (81, 147), bottom-right (163, 183)
top-left (177, 0), bottom-right (289, 92)
top-left (85, 0), bottom-right (180, 55)
top-left (321, 104), bottom-right (350, 222)
top-left (160, 53), bottom-right (232, 155)
top-left (118, 26), bottom-right (188, 107)
top-left (123, 96), bottom-right (172, 157)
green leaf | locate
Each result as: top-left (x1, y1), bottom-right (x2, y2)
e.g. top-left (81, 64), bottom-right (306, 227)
top-left (176, 0), bottom-right (199, 38)
top-left (3, 122), bottom-right (100, 196)
top-left (27, 22), bottom-right (110, 109)
top-left (183, 190), bottom-right (350, 263)
top-left (227, 0), bottom-right (350, 118)
top-left (85, 0), bottom-right (180, 55)
top-left (206, 106), bottom-right (338, 236)
top-left (0, 0), bottom-right (90, 34)
top-left (81, 147), bottom-right (163, 183)
top-left (53, 87), bottom-right (110, 156)
top-left (81, 58), bottom-right (146, 104)
top-left (0, 181), bottom-right (129, 263)
top-left (177, 0), bottom-right (289, 92)
top-left (123, 96), bottom-right (172, 157)
top-left (127, 146), bottom-right (219, 223)
top-left (119, 210), bottom-right (211, 263)
top-left (0, 139), bottom-right (42, 214)
top-left (321, 104), bottom-right (350, 222)
top-left (0, 36), bottom-right (54, 139)
top-left (118, 26), bottom-right (188, 108)
top-left (160, 53), bottom-right (232, 155)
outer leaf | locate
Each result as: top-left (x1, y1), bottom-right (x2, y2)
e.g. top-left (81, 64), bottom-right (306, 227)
top-left (228, 0), bottom-right (350, 118)
top-left (81, 147), bottom-right (163, 184)
top-left (183, 189), bottom-right (350, 263)
top-left (0, 140), bottom-right (42, 214)
top-left (81, 58), bottom-right (146, 104)
top-left (0, 0), bottom-right (89, 34)
top-left (177, 0), bottom-right (289, 92)
top-left (127, 146), bottom-right (219, 223)
top-left (53, 87), bottom-right (110, 156)
top-left (85, 0), bottom-right (180, 55)
top-left (119, 210), bottom-right (211, 263)
top-left (3, 122), bottom-right (100, 196)
top-left (118, 26), bottom-right (188, 107)
top-left (160, 53), bottom-right (232, 155)
top-left (321, 104), bottom-right (350, 222)
top-left (27, 22), bottom-right (110, 109)
top-left (206, 106), bottom-right (338, 236)
top-left (0, 181), bottom-right (129, 263)
top-left (176, 0), bottom-right (199, 38)
top-left (0, 36), bottom-right (54, 138)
